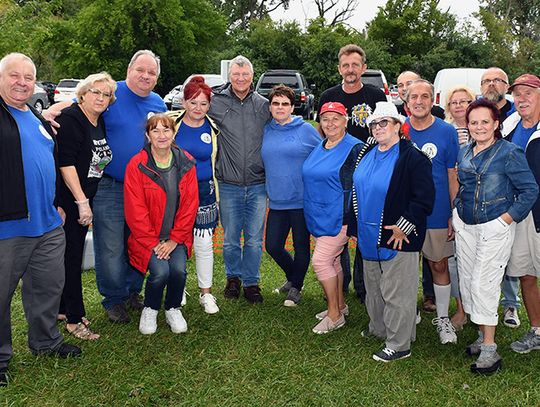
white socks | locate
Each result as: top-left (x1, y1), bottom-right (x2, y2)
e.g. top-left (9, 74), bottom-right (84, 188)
top-left (434, 283), bottom-right (451, 319)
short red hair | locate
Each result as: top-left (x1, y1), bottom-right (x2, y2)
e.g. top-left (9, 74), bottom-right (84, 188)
top-left (183, 75), bottom-right (212, 102)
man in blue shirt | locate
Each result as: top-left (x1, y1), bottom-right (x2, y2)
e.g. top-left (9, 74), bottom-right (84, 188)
top-left (406, 79), bottom-right (459, 345)
top-left (0, 53), bottom-right (81, 387)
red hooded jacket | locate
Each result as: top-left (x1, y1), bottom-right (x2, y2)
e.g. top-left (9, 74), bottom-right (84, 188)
top-left (124, 145), bottom-right (199, 274)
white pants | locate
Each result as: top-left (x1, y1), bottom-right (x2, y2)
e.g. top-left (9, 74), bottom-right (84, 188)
top-left (453, 210), bottom-right (515, 326)
top-left (193, 231), bottom-right (214, 289)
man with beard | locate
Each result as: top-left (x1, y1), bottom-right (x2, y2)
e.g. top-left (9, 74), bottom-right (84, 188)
top-left (480, 67), bottom-right (521, 329)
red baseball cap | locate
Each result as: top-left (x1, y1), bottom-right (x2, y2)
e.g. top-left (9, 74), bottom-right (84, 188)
top-left (509, 74), bottom-right (540, 91)
top-left (320, 102), bottom-right (347, 117)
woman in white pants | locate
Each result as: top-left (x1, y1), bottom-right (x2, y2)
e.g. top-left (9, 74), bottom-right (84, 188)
top-left (169, 76), bottom-right (221, 314)
top-left (453, 99), bottom-right (538, 374)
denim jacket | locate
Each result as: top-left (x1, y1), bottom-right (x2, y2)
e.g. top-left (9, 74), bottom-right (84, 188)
top-left (454, 139), bottom-right (538, 225)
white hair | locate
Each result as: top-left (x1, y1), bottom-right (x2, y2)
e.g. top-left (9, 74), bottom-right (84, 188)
top-left (228, 55), bottom-right (253, 77)
top-left (128, 49), bottom-right (161, 76)
top-left (0, 52), bottom-right (36, 77)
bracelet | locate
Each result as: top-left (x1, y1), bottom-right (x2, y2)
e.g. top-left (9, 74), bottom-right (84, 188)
top-left (75, 199), bottom-right (89, 205)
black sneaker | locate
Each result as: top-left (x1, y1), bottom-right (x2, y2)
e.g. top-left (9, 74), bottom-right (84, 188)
top-left (33, 342), bottom-right (82, 358)
top-left (244, 285), bottom-right (263, 304)
top-left (107, 303), bottom-right (130, 323)
top-left (224, 277), bottom-right (241, 299)
top-left (126, 292), bottom-right (144, 311)
top-left (0, 370), bottom-right (8, 387)
top-left (372, 347), bottom-right (411, 362)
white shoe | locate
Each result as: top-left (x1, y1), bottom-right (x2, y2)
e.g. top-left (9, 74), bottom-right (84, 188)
top-left (139, 307), bottom-right (158, 335)
top-left (432, 317), bottom-right (457, 344)
top-left (199, 293), bottom-right (220, 314)
top-left (503, 307), bottom-right (521, 328)
top-left (181, 289), bottom-right (188, 307)
top-left (165, 308), bottom-right (187, 333)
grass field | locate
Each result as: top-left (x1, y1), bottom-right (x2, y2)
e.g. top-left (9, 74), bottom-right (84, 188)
top-left (2, 252), bottom-right (540, 406)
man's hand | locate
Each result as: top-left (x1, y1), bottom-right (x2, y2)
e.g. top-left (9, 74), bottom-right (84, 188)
top-left (57, 207), bottom-right (66, 226)
top-left (447, 217), bottom-right (455, 241)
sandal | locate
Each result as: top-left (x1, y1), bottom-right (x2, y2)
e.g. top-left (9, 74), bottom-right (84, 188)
top-left (66, 322), bottom-right (100, 340)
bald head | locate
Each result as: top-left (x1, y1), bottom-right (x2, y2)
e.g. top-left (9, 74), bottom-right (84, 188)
top-left (397, 71), bottom-right (421, 101)
top-left (0, 53), bottom-right (36, 110)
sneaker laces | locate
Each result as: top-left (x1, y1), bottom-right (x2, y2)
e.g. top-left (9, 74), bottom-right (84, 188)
top-left (432, 317), bottom-right (455, 334)
top-left (520, 329), bottom-right (540, 346)
top-left (382, 347), bottom-right (396, 357)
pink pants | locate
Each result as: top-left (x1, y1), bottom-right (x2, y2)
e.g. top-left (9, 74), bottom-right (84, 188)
top-left (312, 226), bottom-right (349, 281)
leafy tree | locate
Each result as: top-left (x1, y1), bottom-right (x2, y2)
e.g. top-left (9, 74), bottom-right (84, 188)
top-left (212, 0), bottom-right (290, 30)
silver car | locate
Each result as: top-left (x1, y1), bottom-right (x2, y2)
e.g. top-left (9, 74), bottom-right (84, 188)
top-left (28, 84), bottom-right (50, 113)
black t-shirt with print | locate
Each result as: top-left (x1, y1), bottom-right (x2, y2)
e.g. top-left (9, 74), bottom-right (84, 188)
top-left (318, 84), bottom-right (387, 142)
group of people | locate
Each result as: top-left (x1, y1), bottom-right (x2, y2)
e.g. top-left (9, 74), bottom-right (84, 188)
top-left (2, 43), bottom-right (540, 387)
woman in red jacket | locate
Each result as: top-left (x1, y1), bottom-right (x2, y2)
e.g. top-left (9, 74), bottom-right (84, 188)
top-left (124, 113), bottom-right (198, 335)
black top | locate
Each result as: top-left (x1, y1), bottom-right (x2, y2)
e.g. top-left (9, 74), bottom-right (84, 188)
top-left (318, 84), bottom-right (387, 142)
top-left (397, 103), bottom-right (445, 120)
top-left (56, 103), bottom-right (110, 206)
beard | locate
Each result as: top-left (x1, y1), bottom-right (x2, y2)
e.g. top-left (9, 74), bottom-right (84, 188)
top-left (483, 89), bottom-right (504, 103)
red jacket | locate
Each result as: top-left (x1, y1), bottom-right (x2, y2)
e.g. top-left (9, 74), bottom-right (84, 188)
top-left (124, 145), bottom-right (199, 274)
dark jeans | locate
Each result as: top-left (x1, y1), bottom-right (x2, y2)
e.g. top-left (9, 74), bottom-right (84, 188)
top-left (59, 200), bottom-right (89, 324)
top-left (144, 244), bottom-right (187, 311)
top-left (422, 256), bottom-right (435, 298)
top-left (341, 246), bottom-right (365, 301)
top-left (265, 209), bottom-right (311, 290)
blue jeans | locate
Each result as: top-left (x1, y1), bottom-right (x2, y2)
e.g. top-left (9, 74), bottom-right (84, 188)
top-left (145, 245), bottom-right (187, 310)
top-left (93, 176), bottom-right (144, 309)
top-left (265, 209), bottom-right (310, 290)
top-left (218, 182), bottom-right (267, 287)
top-left (501, 275), bottom-right (521, 309)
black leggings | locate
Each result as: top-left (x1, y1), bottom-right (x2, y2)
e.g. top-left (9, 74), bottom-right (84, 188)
top-left (265, 209), bottom-right (311, 290)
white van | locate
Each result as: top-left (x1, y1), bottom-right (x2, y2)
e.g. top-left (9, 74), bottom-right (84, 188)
top-left (433, 68), bottom-right (486, 108)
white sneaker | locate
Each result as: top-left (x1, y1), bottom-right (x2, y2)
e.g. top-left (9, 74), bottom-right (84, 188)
top-left (181, 289), bottom-right (188, 307)
top-left (199, 293), bottom-right (219, 314)
top-left (165, 308), bottom-right (187, 333)
top-left (432, 316), bottom-right (457, 344)
top-left (503, 307), bottom-right (521, 328)
top-left (139, 307), bottom-right (158, 335)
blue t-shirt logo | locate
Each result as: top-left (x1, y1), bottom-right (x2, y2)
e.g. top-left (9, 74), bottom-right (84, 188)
top-left (421, 142), bottom-right (438, 159)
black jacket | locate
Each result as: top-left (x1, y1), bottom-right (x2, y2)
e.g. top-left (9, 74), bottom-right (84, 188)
top-left (348, 138), bottom-right (435, 252)
top-left (0, 96), bottom-right (58, 221)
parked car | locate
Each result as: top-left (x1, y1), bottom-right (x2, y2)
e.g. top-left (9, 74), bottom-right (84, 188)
top-left (29, 84), bottom-right (50, 113)
top-left (433, 68), bottom-right (486, 108)
top-left (54, 78), bottom-right (81, 103)
top-left (36, 81), bottom-right (56, 105)
top-left (362, 69), bottom-right (391, 102)
top-left (164, 84), bottom-right (183, 110)
top-left (171, 74), bottom-right (226, 110)
top-left (255, 69), bottom-right (315, 120)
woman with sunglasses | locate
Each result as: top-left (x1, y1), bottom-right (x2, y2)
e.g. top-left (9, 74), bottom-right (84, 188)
top-left (261, 85), bottom-right (320, 307)
top-left (349, 102), bottom-right (435, 362)
top-left (56, 72), bottom-right (116, 340)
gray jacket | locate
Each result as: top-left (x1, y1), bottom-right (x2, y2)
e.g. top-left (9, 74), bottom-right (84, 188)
top-left (209, 85), bottom-right (270, 186)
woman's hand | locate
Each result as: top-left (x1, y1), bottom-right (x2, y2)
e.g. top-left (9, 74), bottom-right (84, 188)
top-left (153, 240), bottom-right (178, 260)
top-left (384, 225), bottom-right (409, 250)
top-left (500, 212), bottom-right (514, 225)
top-left (75, 199), bottom-right (92, 226)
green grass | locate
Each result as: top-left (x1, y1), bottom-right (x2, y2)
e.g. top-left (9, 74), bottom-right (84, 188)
top-left (2, 252), bottom-right (540, 406)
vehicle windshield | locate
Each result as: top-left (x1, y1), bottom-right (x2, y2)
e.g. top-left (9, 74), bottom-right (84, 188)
top-left (362, 75), bottom-right (384, 89)
top-left (259, 76), bottom-right (299, 89)
top-left (57, 80), bottom-right (79, 88)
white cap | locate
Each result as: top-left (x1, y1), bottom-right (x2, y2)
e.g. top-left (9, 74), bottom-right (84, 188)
top-left (366, 101), bottom-right (405, 126)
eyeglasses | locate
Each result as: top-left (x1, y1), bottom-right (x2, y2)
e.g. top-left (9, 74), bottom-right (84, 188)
top-left (480, 78), bottom-right (508, 86)
top-left (450, 99), bottom-right (472, 107)
top-left (271, 101), bottom-right (291, 107)
top-left (369, 119), bottom-right (391, 130)
top-left (88, 88), bottom-right (113, 98)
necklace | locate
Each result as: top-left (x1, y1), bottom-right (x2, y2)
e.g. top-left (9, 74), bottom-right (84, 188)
top-left (79, 103), bottom-right (98, 126)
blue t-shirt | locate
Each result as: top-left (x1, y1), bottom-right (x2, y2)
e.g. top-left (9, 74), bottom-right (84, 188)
top-left (0, 108), bottom-right (62, 239)
top-left (354, 144), bottom-right (399, 261)
top-left (407, 117), bottom-right (458, 229)
top-left (103, 81), bottom-right (166, 181)
top-left (175, 120), bottom-right (213, 182)
top-left (512, 121), bottom-right (537, 151)
top-left (261, 116), bottom-right (320, 210)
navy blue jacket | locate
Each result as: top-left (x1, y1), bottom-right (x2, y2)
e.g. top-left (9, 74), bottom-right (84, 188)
top-left (348, 138), bottom-right (435, 252)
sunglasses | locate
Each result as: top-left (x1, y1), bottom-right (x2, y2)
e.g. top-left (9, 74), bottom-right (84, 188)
top-left (368, 119), bottom-right (392, 130)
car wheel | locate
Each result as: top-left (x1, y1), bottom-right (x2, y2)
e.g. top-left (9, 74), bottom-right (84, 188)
top-left (34, 100), bottom-right (44, 113)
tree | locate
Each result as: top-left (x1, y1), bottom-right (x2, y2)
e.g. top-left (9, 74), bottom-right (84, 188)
top-left (313, 0), bottom-right (359, 27)
top-left (212, 0), bottom-right (290, 30)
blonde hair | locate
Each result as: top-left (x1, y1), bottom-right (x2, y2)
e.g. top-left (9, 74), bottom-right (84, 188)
top-left (445, 86), bottom-right (475, 123)
top-left (76, 72), bottom-right (117, 104)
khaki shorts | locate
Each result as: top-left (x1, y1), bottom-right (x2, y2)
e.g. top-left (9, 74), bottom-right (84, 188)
top-left (422, 228), bottom-right (454, 262)
top-left (507, 212), bottom-right (540, 278)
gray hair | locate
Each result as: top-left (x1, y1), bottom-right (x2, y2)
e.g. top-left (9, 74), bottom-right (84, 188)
top-left (405, 79), bottom-right (434, 102)
top-left (228, 55), bottom-right (253, 78)
top-left (128, 49), bottom-right (161, 76)
top-left (76, 72), bottom-right (117, 104)
top-left (0, 52), bottom-right (36, 77)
